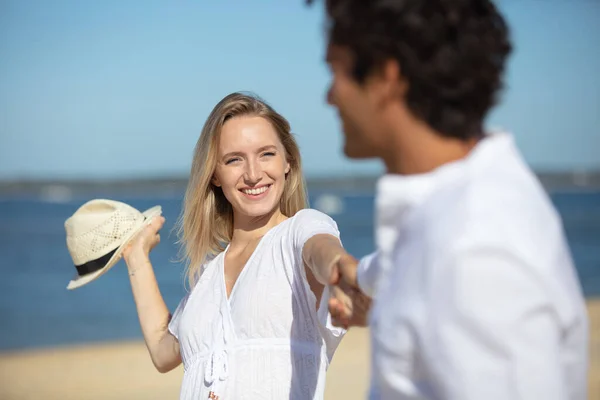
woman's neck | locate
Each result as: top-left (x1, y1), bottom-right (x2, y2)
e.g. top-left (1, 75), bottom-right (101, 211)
top-left (230, 208), bottom-right (287, 248)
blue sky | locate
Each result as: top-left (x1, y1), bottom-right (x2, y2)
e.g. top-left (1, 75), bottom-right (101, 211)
top-left (1, 0), bottom-right (598, 180)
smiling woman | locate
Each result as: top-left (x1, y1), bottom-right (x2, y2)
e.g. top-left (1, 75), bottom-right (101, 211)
top-left (179, 92), bottom-right (308, 286)
top-left (119, 91), bottom-right (355, 400)
top-left (212, 117), bottom-right (292, 238)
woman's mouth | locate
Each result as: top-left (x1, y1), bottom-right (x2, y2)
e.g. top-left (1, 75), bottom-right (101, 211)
top-left (240, 184), bottom-right (272, 199)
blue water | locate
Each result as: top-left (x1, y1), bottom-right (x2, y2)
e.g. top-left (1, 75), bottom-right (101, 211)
top-left (0, 190), bottom-right (599, 351)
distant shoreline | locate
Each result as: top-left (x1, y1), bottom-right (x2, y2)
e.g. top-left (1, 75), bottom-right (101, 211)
top-left (1, 172), bottom-right (599, 197)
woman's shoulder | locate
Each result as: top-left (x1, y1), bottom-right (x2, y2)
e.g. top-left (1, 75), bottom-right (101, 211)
top-left (253, 209), bottom-right (341, 251)
top-left (289, 208), bottom-right (338, 236)
top-left (290, 208), bottom-right (337, 225)
top-left (204, 249), bottom-right (225, 265)
top-left (189, 251), bottom-right (225, 281)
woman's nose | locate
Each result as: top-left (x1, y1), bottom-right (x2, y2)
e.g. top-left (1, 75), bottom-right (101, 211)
top-left (244, 159), bottom-right (262, 183)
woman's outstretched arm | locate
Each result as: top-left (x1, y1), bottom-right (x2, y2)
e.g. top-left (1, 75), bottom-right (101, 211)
top-left (302, 234), bottom-right (346, 285)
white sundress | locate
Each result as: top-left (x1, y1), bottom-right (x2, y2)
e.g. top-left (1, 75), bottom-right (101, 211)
top-left (168, 209), bottom-right (346, 400)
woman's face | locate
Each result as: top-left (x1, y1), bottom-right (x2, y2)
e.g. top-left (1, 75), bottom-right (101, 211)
top-left (213, 116), bottom-right (290, 220)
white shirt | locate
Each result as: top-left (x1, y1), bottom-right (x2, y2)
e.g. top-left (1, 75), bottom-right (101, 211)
top-left (358, 133), bottom-right (588, 400)
top-left (168, 209), bottom-right (345, 400)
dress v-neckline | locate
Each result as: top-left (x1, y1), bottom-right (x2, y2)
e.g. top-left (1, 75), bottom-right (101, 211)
top-left (221, 224), bottom-right (278, 304)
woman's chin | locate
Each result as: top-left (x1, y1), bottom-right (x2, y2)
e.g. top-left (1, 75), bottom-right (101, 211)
top-left (235, 200), bottom-right (280, 220)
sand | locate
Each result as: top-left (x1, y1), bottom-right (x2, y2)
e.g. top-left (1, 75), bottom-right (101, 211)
top-left (1, 300), bottom-right (598, 400)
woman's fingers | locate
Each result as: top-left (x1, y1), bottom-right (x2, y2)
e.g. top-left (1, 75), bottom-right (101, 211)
top-left (124, 216), bottom-right (165, 258)
top-left (149, 233), bottom-right (161, 251)
top-left (329, 286), bottom-right (353, 329)
top-left (146, 216), bottom-right (165, 234)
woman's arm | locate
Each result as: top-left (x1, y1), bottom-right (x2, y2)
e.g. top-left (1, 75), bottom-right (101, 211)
top-left (123, 216), bottom-right (182, 373)
top-left (328, 253), bottom-right (373, 328)
top-left (302, 234), bottom-right (372, 327)
top-left (302, 233), bottom-right (345, 285)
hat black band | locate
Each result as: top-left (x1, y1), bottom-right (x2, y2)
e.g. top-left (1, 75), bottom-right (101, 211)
top-left (75, 248), bottom-right (118, 276)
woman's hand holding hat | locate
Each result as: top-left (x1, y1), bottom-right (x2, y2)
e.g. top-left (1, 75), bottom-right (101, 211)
top-left (123, 215), bottom-right (165, 266)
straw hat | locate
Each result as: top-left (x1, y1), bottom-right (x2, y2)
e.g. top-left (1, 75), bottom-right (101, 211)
top-left (64, 199), bottom-right (162, 290)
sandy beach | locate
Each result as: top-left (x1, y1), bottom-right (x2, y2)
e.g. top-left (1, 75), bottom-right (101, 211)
top-left (1, 300), bottom-right (598, 400)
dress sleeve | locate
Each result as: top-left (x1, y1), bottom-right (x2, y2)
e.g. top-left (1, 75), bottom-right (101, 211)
top-left (289, 208), bottom-right (346, 359)
top-left (290, 208), bottom-right (341, 263)
top-left (316, 285), bottom-right (346, 361)
top-left (168, 292), bottom-right (190, 340)
top-left (168, 264), bottom-right (209, 340)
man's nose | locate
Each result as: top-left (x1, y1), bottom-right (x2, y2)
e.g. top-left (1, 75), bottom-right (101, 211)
top-left (326, 85), bottom-right (334, 105)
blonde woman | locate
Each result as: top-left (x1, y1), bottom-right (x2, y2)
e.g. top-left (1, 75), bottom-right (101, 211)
top-left (123, 92), bottom-right (351, 400)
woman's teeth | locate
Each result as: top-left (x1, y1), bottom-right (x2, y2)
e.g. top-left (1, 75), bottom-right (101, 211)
top-left (242, 186), bottom-right (269, 195)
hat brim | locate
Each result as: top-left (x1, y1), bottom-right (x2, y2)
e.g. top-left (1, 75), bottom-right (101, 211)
top-left (66, 205), bottom-right (163, 290)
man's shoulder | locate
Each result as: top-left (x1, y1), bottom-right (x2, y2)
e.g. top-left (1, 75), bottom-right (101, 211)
top-left (417, 166), bottom-right (563, 253)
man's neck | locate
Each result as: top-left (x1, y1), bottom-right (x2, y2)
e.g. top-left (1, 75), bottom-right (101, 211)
top-left (383, 113), bottom-right (481, 175)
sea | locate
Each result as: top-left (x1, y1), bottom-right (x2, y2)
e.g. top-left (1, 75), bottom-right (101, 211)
top-left (0, 188), bottom-right (599, 351)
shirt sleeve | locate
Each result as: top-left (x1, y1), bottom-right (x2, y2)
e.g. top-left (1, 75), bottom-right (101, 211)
top-left (357, 251), bottom-right (380, 297)
top-left (422, 245), bottom-right (571, 400)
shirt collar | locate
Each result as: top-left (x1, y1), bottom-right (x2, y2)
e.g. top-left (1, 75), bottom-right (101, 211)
top-left (375, 132), bottom-right (515, 229)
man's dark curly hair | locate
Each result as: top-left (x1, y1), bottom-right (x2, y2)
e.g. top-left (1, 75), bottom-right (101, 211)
top-left (307, 0), bottom-right (512, 140)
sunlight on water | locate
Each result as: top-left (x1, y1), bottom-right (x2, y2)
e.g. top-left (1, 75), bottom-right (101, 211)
top-left (40, 185), bottom-right (73, 203)
top-left (314, 194), bottom-right (345, 215)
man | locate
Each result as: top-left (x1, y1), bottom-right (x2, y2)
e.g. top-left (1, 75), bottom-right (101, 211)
top-left (307, 0), bottom-right (590, 399)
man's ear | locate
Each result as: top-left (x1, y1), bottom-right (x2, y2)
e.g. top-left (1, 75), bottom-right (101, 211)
top-left (383, 59), bottom-right (408, 100)
top-left (369, 59), bottom-right (407, 106)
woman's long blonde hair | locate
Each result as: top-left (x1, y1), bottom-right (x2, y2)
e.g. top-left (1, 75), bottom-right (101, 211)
top-left (175, 92), bottom-right (308, 288)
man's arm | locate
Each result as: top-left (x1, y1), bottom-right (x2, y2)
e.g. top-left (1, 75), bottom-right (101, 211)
top-left (356, 251), bottom-right (380, 297)
top-left (421, 245), bottom-right (574, 400)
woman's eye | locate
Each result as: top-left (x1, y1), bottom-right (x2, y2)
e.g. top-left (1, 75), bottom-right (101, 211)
top-left (225, 158), bottom-right (240, 165)
top-left (262, 152), bottom-right (276, 157)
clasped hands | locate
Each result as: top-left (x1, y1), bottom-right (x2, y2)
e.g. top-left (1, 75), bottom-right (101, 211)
top-left (326, 252), bottom-right (372, 329)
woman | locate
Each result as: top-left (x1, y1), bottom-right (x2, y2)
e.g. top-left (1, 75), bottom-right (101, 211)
top-left (123, 92), bottom-right (348, 399)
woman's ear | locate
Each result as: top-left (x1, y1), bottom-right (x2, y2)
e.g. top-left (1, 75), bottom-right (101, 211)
top-left (285, 162), bottom-right (291, 175)
top-left (211, 175), bottom-right (221, 187)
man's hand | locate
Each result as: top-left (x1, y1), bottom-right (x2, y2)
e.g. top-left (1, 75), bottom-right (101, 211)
top-left (328, 253), bottom-right (372, 328)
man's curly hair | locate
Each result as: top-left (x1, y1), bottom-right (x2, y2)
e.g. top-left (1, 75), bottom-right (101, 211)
top-left (307, 0), bottom-right (512, 140)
